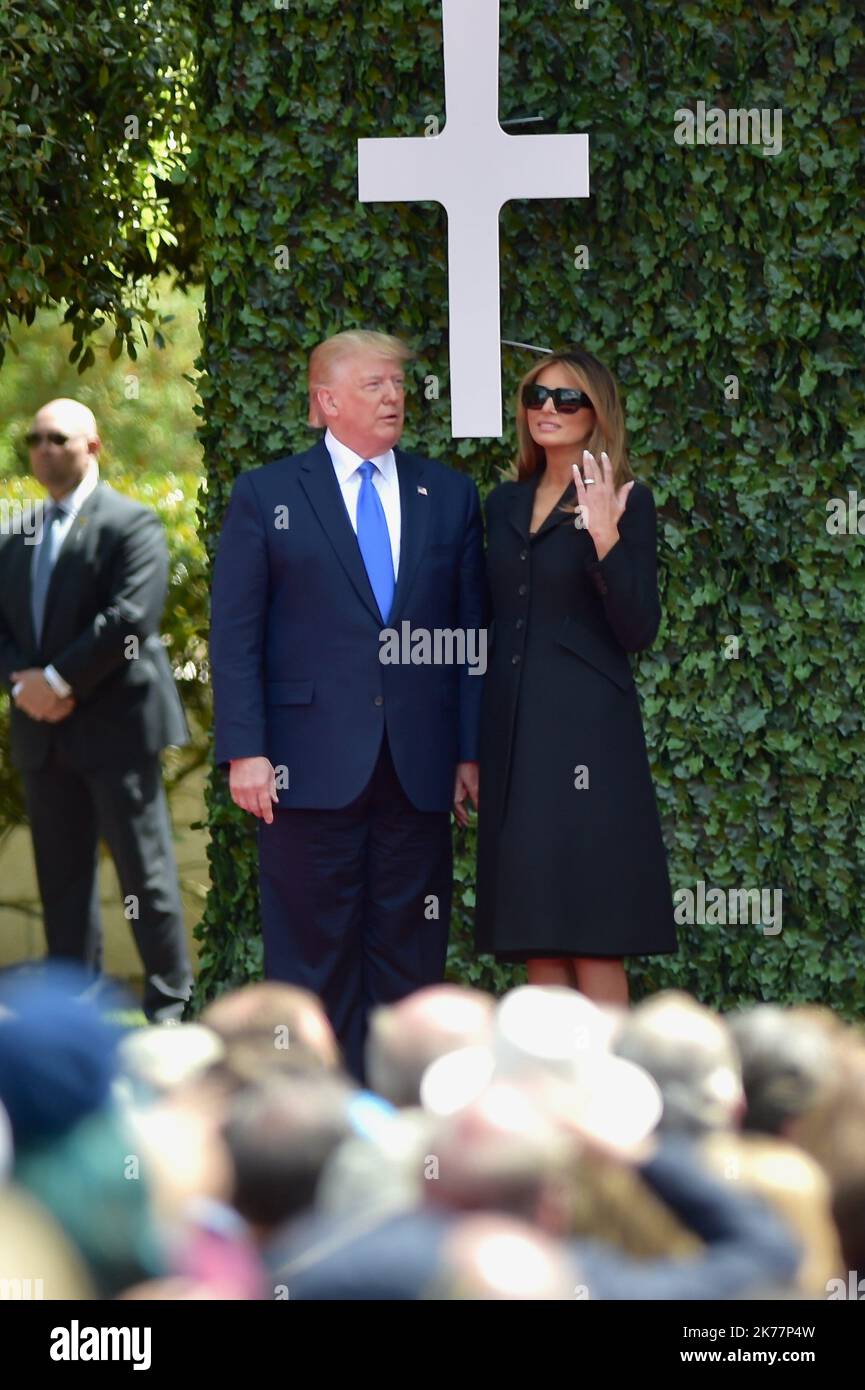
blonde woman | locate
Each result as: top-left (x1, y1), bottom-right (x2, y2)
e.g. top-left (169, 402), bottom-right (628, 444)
top-left (474, 348), bottom-right (677, 1004)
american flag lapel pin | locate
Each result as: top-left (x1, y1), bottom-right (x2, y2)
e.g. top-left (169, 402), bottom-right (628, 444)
top-left (417, 486), bottom-right (428, 495)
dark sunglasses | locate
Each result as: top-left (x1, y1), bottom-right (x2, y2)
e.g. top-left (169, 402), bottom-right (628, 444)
top-left (522, 384), bottom-right (593, 414)
top-left (25, 431), bottom-right (73, 447)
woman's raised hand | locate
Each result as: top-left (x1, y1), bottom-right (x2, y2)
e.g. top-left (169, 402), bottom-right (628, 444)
top-left (573, 450), bottom-right (635, 560)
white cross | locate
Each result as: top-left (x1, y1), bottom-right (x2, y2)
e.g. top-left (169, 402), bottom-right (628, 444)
top-left (358, 0), bottom-right (589, 439)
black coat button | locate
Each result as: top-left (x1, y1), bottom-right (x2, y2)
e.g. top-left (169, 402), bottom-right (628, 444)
top-left (518, 584), bottom-right (528, 596)
top-left (374, 695), bottom-right (384, 706)
top-left (515, 618), bottom-right (524, 630)
top-left (511, 654), bottom-right (521, 665)
top-left (520, 549), bottom-right (528, 560)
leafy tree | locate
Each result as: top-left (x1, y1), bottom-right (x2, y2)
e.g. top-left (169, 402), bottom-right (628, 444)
top-left (0, 0), bottom-right (199, 370)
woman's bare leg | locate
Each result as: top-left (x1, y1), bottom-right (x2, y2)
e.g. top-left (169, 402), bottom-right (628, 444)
top-left (526, 957), bottom-right (573, 987)
top-left (572, 956), bottom-right (629, 1006)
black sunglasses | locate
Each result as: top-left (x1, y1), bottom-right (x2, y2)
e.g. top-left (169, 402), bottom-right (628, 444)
top-left (522, 384), bottom-right (593, 414)
top-left (25, 431), bottom-right (73, 448)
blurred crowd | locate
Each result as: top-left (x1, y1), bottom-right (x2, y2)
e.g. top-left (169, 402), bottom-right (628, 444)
top-left (1, 961), bottom-right (864, 1301)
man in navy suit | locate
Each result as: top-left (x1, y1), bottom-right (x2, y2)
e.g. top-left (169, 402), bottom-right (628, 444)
top-left (210, 331), bottom-right (486, 1080)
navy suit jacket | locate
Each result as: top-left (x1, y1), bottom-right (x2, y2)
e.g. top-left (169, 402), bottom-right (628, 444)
top-left (210, 438), bottom-right (486, 812)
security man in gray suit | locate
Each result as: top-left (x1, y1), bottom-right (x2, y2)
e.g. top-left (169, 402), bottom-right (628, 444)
top-left (0, 399), bottom-right (192, 1021)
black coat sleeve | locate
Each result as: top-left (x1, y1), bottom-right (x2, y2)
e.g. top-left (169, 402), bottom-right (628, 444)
top-left (586, 480), bottom-right (662, 652)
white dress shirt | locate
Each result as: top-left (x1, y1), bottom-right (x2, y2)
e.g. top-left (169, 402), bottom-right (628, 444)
top-left (323, 428), bottom-right (401, 578)
top-left (28, 463), bottom-right (100, 698)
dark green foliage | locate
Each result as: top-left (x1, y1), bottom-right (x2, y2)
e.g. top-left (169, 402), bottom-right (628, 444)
top-left (0, 0), bottom-right (198, 369)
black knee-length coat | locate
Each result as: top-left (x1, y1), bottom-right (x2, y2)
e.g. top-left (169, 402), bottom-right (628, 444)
top-left (474, 470), bottom-right (677, 960)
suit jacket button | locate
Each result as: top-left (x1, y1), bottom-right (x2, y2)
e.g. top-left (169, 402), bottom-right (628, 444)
top-left (511, 654), bottom-right (521, 665)
top-left (518, 584), bottom-right (528, 596)
top-left (515, 618), bottom-right (524, 630)
top-left (520, 549), bottom-right (528, 560)
top-left (374, 695), bottom-right (384, 706)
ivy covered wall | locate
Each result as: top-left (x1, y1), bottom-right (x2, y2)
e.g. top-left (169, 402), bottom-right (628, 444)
top-left (191, 0), bottom-right (865, 1013)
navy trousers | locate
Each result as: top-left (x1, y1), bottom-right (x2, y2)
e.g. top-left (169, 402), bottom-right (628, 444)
top-left (257, 732), bottom-right (453, 1082)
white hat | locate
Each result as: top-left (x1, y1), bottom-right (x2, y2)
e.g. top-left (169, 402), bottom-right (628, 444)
top-left (419, 987), bottom-right (661, 1156)
top-left (493, 986), bottom-right (621, 1078)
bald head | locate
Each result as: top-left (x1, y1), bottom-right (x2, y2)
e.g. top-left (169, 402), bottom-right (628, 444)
top-left (366, 986), bottom-right (495, 1107)
top-left (28, 398), bottom-right (99, 499)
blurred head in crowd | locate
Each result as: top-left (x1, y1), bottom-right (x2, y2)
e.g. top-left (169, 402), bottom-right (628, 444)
top-left (117, 1023), bottom-right (226, 1106)
top-left (201, 982), bottom-right (341, 1085)
top-left (26, 398), bottom-right (99, 499)
top-left (782, 1027), bottom-right (865, 1272)
top-left (0, 962), bottom-right (122, 1150)
top-left (366, 985), bottom-right (495, 1107)
top-left (422, 1081), bottom-right (577, 1235)
top-left (314, 1105), bottom-right (433, 1221)
top-left (727, 1004), bottom-right (836, 1137)
top-left (787, 1027), bottom-right (865, 1174)
top-left (221, 1073), bottom-right (355, 1239)
top-left (612, 991), bottom-right (744, 1136)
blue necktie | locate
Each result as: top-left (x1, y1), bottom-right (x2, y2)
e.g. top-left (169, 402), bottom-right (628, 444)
top-left (356, 460), bottom-right (395, 622)
top-left (31, 502), bottom-right (63, 644)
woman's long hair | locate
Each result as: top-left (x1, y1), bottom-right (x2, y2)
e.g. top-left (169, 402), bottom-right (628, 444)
top-left (511, 348), bottom-right (634, 492)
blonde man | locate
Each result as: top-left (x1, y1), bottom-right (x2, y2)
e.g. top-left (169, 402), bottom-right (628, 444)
top-left (211, 332), bottom-right (485, 1081)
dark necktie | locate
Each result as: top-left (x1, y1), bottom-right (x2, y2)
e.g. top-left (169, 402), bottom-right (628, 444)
top-left (30, 503), bottom-right (63, 643)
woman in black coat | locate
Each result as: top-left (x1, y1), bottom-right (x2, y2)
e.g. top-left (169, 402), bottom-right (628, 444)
top-left (474, 348), bottom-right (677, 1004)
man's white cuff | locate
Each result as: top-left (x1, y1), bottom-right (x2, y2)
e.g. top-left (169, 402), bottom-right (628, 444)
top-left (43, 664), bottom-right (73, 698)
